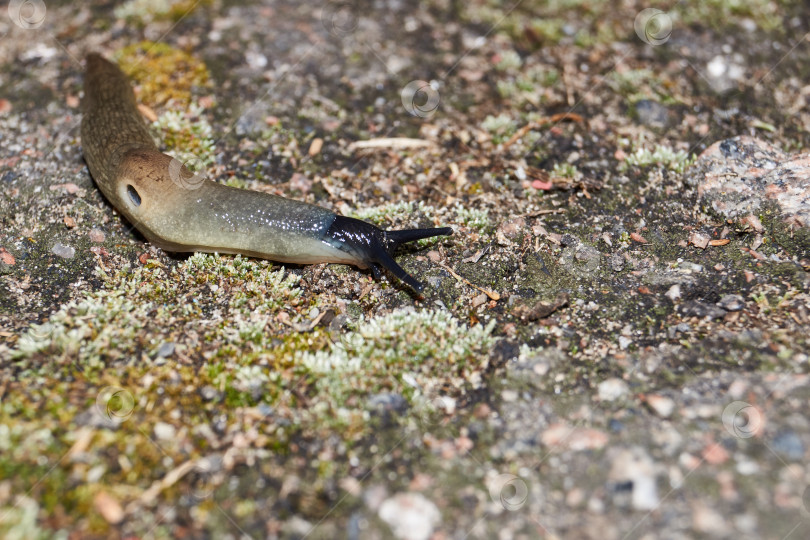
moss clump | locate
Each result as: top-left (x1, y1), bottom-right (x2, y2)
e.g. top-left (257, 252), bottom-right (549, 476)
top-left (349, 200), bottom-right (436, 226)
top-left (452, 203), bottom-right (491, 233)
top-left (620, 141), bottom-right (695, 174)
top-left (297, 308), bottom-right (497, 430)
top-left (552, 162), bottom-right (579, 179)
top-left (481, 114), bottom-right (517, 144)
top-left (13, 254), bottom-right (306, 367)
top-left (10, 252), bottom-right (498, 434)
top-left (152, 102), bottom-right (216, 169)
top-left (115, 42), bottom-right (210, 107)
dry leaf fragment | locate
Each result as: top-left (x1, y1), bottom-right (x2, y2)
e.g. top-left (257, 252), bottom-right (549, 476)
top-left (630, 232), bottom-right (648, 243)
top-left (689, 232), bottom-right (710, 249)
top-left (308, 137), bottom-right (323, 156)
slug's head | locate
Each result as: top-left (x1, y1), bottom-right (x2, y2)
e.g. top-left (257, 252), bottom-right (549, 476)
top-left (112, 150), bottom-right (206, 239)
top-left (324, 215), bottom-right (452, 293)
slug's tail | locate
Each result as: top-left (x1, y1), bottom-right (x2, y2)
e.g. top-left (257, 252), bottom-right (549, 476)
top-left (324, 216), bottom-right (453, 292)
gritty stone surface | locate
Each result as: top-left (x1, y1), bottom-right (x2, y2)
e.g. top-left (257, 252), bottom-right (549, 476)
top-left (1, 2), bottom-right (809, 539)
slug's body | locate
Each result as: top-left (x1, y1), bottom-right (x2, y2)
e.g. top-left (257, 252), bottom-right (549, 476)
top-left (81, 53), bottom-right (451, 291)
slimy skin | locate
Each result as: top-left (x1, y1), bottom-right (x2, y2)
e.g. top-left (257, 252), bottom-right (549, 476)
top-left (81, 53), bottom-right (451, 291)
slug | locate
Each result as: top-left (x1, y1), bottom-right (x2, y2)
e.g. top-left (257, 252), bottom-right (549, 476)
top-left (80, 53), bottom-right (451, 292)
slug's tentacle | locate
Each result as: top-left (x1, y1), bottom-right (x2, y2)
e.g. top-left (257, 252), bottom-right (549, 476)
top-left (323, 216), bottom-right (452, 291)
top-left (81, 52), bottom-right (452, 292)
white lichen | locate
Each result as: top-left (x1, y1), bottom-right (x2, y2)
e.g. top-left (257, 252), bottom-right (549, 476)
top-left (298, 308), bottom-right (497, 374)
top-left (623, 144), bottom-right (695, 173)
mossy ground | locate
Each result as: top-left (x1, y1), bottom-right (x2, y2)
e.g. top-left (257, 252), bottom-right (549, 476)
top-left (1, 0), bottom-right (809, 538)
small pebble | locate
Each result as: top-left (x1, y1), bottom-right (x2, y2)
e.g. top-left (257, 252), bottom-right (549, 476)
top-left (541, 424), bottom-right (608, 451)
top-left (308, 137), bottom-right (323, 156)
top-left (156, 342), bottom-right (175, 358)
top-left (608, 447), bottom-right (659, 511)
top-left (692, 504), bottom-right (730, 535)
top-left (0, 247), bottom-right (15, 265)
top-left (665, 284), bottom-right (681, 301)
top-left (199, 386), bottom-right (220, 401)
top-left (680, 300), bottom-right (726, 320)
top-left (425, 250), bottom-right (441, 263)
top-left (634, 99), bottom-right (669, 128)
top-left (496, 217), bottom-right (526, 244)
top-left (717, 294), bottom-right (745, 311)
top-left (667, 323), bottom-right (691, 339)
top-left (257, 403), bottom-right (273, 417)
top-left (598, 378), bottom-right (629, 401)
top-left (52, 243), bottom-right (75, 259)
top-left (646, 394), bottom-right (676, 418)
top-left (154, 422), bottom-right (176, 441)
top-left (93, 491), bottom-right (124, 524)
top-left (367, 393), bottom-right (408, 416)
top-left (378, 492), bottom-right (440, 540)
top-left (88, 228), bottom-right (106, 243)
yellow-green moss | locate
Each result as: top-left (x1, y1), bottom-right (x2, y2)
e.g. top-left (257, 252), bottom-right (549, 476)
top-left (115, 42), bottom-right (210, 107)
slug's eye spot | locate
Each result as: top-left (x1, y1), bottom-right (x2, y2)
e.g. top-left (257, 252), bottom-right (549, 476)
top-left (127, 185), bottom-right (141, 206)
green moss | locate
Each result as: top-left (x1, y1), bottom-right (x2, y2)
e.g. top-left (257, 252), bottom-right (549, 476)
top-left (452, 203), bottom-right (491, 233)
top-left (349, 200), bottom-right (435, 226)
top-left (152, 102), bottom-right (216, 168)
top-left (674, 0), bottom-right (788, 32)
top-left (13, 254), bottom-right (306, 368)
top-left (620, 141), bottom-right (695, 173)
top-left (552, 162), bottom-right (579, 179)
top-left (5, 246), bottom-right (501, 525)
top-left (495, 50), bottom-right (523, 71)
top-left (481, 114), bottom-right (517, 144)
